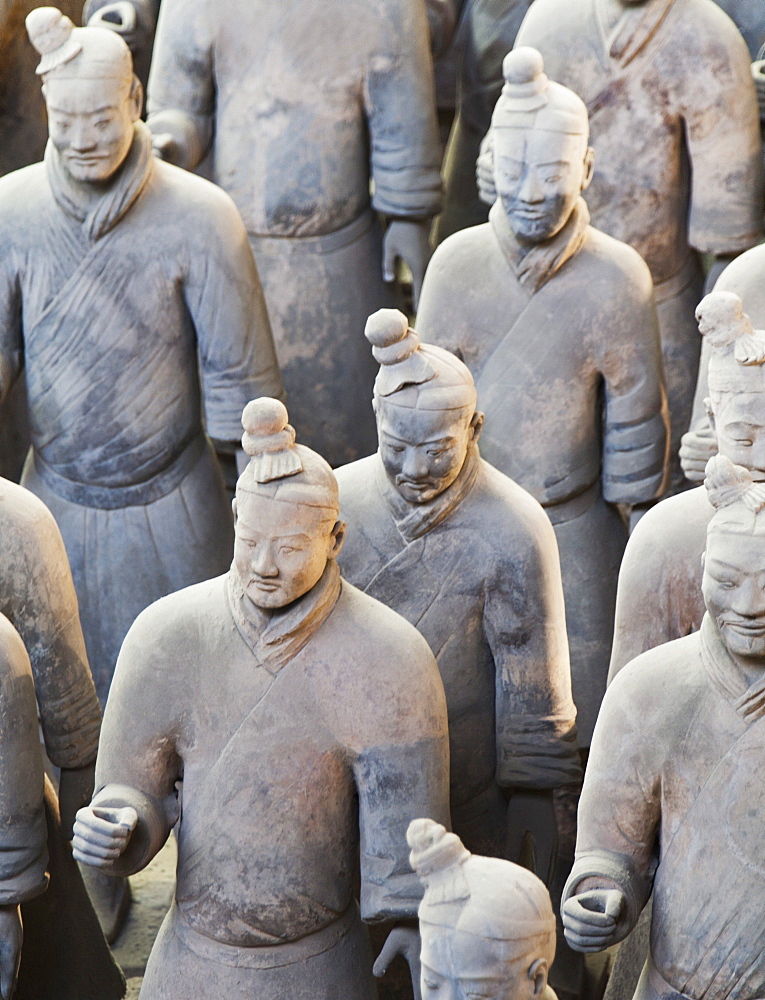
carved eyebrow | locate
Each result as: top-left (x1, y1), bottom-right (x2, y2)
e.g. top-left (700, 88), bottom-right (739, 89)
top-left (705, 558), bottom-right (744, 574)
top-left (47, 104), bottom-right (119, 114)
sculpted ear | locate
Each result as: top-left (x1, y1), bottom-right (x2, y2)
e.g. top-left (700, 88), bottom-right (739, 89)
top-left (232, 497), bottom-right (238, 526)
top-left (528, 958), bottom-right (548, 997)
top-left (581, 146), bottom-right (595, 193)
top-left (470, 410), bottom-right (484, 445)
top-left (329, 519), bottom-right (346, 560)
top-left (129, 75), bottom-right (143, 122)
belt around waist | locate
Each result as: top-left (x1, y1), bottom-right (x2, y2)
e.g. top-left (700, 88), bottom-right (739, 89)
top-left (30, 433), bottom-right (208, 510)
top-left (653, 255), bottom-right (702, 306)
top-left (171, 900), bottom-right (359, 970)
top-left (248, 208), bottom-right (375, 256)
top-left (544, 482), bottom-right (600, 526)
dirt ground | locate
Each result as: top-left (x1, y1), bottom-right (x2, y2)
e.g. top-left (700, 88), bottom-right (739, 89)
top-left (111, 837), bottom-right (177, 997)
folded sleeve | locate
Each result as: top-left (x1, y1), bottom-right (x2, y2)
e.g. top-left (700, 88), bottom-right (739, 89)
top-left (365, 0), bottom-right (443, 218)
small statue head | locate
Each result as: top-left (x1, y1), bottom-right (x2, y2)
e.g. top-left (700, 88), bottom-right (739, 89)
top-left (26, 6), bottom-right (141, 183)
top-left (408, 819), bottom-right (556, 1000)
top-left (366, 309), bottom-right (483, 505)
top-left (703, 454), bottom-right (765, 662)
top-left (491, 48), bottom-right (594, 245)
top-left (233, 398), bottom-right (344, 609)
top-left (698, 291), bottom-right (765, 479)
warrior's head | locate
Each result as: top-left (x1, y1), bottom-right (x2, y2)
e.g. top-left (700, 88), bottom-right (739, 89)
top-left (233, 398), bottom-right (344, 609)
top-left (366, 309), bottom-right (482, 505)
top-left (492, 48), bottom-right (594, 245)
top-left (26, 6), bottom-right (141, 182)
top-left (408, 819), bottom-right (556, 1000)
top-left (697, 291), bottom-right (765, 480)
top-left (703, 454), bottom-right (765, 663)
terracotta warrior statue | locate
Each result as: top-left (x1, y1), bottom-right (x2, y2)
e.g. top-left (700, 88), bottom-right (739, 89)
top-left (405, 818), bottom-right (558, 1000)
top-left (476, 0), bottom-right (763, 488)
top-left (563, 453), bottom-right (765, 1000)
top-left (0, 478), bottom-right (125, 997)
top-left (611, 291), bottom-right (765, 678)
top-left (145, 0), bottom-right (442, 468)
top-left (336, 309), bottom-right (579, 871)
top-left (72, 397), bottom-right (450, 1000)
top-left (0, 8), bottom-right (283, 708)
top-left (417, 48), bottom-right (668, 749)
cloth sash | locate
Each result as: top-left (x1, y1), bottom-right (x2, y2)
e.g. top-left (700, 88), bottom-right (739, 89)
top-left (170, 899), bottom-right (359, 970)
top-left (225, 561), bottom-right (341, 676)
top-left (44, 121), bottom-right (154, 243)
top-left (650, 633), bottom-right (765, 998)
top-left (374, 444), bottom-right (480, 544)
top-left (488, 197), bottom-right (590, 296)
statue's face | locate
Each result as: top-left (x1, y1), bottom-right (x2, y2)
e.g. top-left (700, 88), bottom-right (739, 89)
top-left (376, 401), bottom-right (481, 505)
top-left (233, 493), bottom-right (343, 609)
top-left (703, 531), bottom-right (765, 661)
top-left (420, 922), bottom-right (544, 1000)
top-left (494, 127), bottom-right (590, 244)
top-left (709, 391), bottom-right (765, 481)
top-left (44, 75), bottom-right (139, 182)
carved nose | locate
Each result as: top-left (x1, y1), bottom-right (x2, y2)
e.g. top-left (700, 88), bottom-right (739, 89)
top-left (252, 548), bottom-right (277, 577)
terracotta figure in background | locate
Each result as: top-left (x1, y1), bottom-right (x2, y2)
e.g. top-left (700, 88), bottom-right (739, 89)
top-left (417, 48), bottom-right (668, 749)
top-left (407, 818), bottom-right (558, 1000)
top-left (563, 454), bottom-right (765, 1000)
top-left (0, 7), bottom-right (282, 707)
top-left (610, 291), bottom-right (765, 678)
top-left (146, 0), bottom-right (443, 467)
top-left (477, 0), bottom-right (763, 487)
top-left (336, 309), bottom-right (579, 872)
top-left (72, 397), bottom-right (450, 1000)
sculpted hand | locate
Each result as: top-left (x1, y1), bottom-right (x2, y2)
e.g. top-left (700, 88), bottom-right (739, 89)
top-left (86, 2), bottom-right (140, 48)
top-left (373, 926), bottom-right (422, 1000)
top-left (679, 421), bottom-right (717, 482)
top-left (562, 888), bottom-right (625, 953)
top-left (151, 133), bottom-right (181, 164)
top-left (0, 905), bottom-right (22, 1000)
top-left (58, 763), bottom-right (96, 841)
top-left (72, 805), bottom-right (138, 868)
top-left (476, 130), bottom-right (496, 207)
top-left (383, 220), bottom-right (432, 309)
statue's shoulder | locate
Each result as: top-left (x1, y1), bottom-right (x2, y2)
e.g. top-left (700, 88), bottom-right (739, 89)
top-left (628, 487), bottom-right (711, 563)
top-left (335, 454), bottom-right (379, 497)
top-left (474, 459), bottom-right (557, 555)
top-left (580, 225), bottom-right (653, 287)
top-left (125, 573), bottom-right (229, 651)
top-left (433, 222), bottom-right (496, 269)
top-left (678, 0), bottom-right (751, 44)
top-left (149, 158), bottom-right (245, 233)
top-left (335, 580), bottom-right (435, 665)
top-left (609, 631), bottom-right (704, 712)
top-left (0, 162), bottom-right (48, 221)
top-left (516, 0), bottom-right (588, 41)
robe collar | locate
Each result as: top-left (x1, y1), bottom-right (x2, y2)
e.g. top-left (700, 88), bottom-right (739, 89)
top-left (45, 120), bottom-right (154, 242)
top-left (699, 613), bottom-right (765, 724)
top-left (489, 197), bottom-right (590, 295)
top-left (374, 443), bottom-right (481, 545)
top-left (226, 560), bottom-right (342, 675)
top-left (596, 0), bottom-right (675, 67)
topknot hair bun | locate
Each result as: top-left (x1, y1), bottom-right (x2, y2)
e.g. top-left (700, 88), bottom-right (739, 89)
top-left (407, 818), bottom-right (470, 900)
top-left (241, 397), bottom-right (302, 484)
top-left (365, 308), bottom-right (421, 366)
top-left (26, 6), bottom-right (81, 74)
top-left (697, 291), bottom-right (765, 367)
top-left (704, 454), bottom-right (765, 513)
top-left (503, 47), bottom-right (545, 85)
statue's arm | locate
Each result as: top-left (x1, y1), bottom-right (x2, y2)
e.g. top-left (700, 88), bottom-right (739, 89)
top-left (83, 608), bottom-right (183, 875)
top-left (599, 263), bottom-right (669, 505)
top-left (145, 0), bottom-right (214, 170)
top-left (186, 192), bottom-right (284, 451)
top-left (0, 261), bottom-right (23, 407)
top-left (365, 0), bottom-right (442, 223)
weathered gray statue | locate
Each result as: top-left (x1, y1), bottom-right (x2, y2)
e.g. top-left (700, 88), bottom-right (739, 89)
top-left (417, 48), bottom-right (668, 747)
top-left (0, 7), bottom-right (283, 706)
top-left (563, 454), bottom-right (765, 1000)
top-left (611, 291), bottom-right (765, 677)
top-left (407, 818), bottom-right (558, 1000)
top-left (478, 0), bottom-right (764, 487)
top-left (146, 0), bottom-right (443, 467)
top-left (336, 309), bottom-right (580, 868)
top-left (72, 397), bottom-right (451, 1000)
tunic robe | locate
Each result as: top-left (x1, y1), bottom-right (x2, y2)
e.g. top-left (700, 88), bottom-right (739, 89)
top-left (92, 562), bottom-right (450, 1000)
top-left (146, 0), bottom-right (443, 466)
top-left (416, 200), bottom-right (668, 744)
top-left (0, 123), bottom-right (283, 703)
top-left (515, 0), bottom-right (764, 483)
top-left (336, 446), bottom-right (580, 857)
top-left (567, 617), bottom-right (765, 1000)
top-left (610, 245), bottom-right (765, 679)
